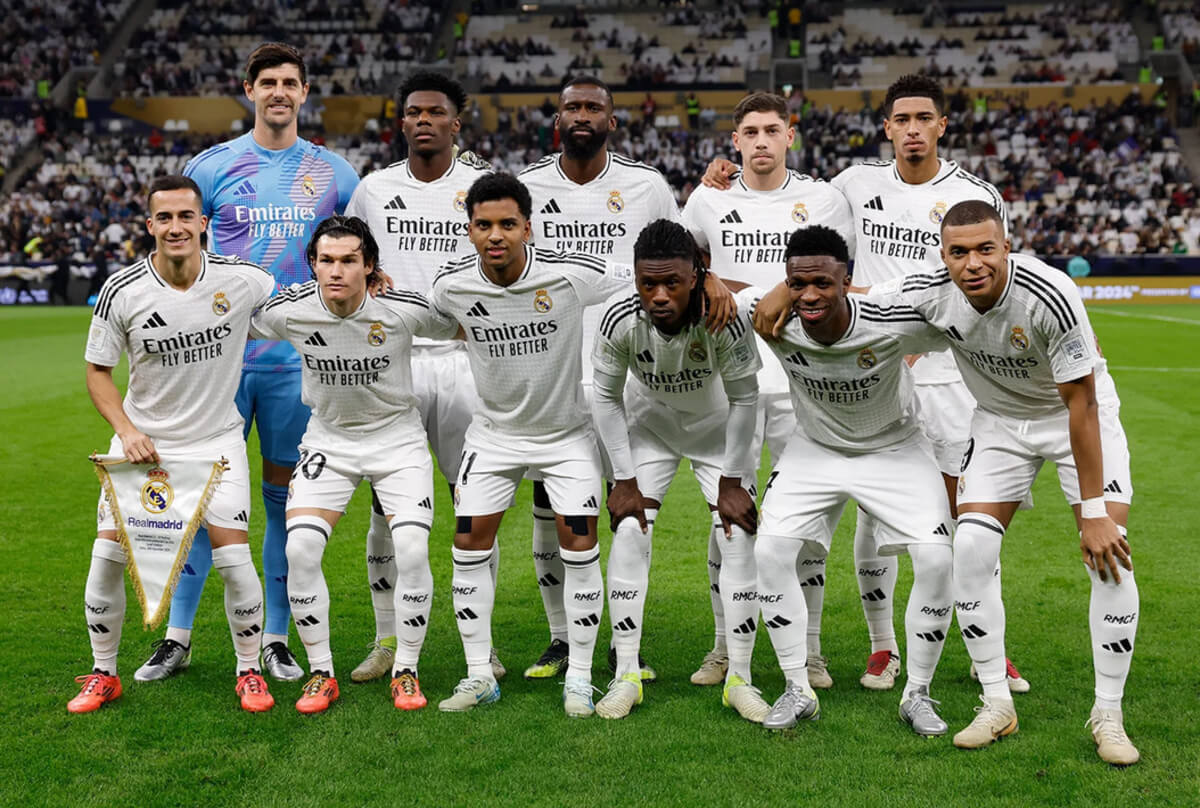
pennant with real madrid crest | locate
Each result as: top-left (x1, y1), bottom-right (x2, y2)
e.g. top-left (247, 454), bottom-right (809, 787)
top-left (91, 454), bottom-right (228, 629)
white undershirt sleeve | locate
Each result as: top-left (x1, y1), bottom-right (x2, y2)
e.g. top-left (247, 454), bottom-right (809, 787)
top-left (591, 367), bottom-right (636, 481)
top-left (721, 374), bottom-right (758, 478)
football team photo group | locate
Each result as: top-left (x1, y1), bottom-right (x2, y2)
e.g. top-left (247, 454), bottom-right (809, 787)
top-left (62, 39), bottom-right (1153, 778)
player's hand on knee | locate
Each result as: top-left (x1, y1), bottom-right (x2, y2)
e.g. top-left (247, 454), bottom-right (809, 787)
top-left (700, 157), bottom-right (738, 189)
top-left (716, 475), bottom-right (757, 537)
top-left (1080, 516), bottom-right (1132, 583)
top-left (607, 478), bottom-right (648, 533)
top-left (702, 272), bottom-right (737, 333)
top-left (118, 429), bottom-right (159, 465)
top-left (752, 281), bottom-right (792, 339)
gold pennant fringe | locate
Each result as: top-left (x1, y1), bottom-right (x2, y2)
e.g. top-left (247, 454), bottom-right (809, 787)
top-left (91, 454), bottom-right (228, 630)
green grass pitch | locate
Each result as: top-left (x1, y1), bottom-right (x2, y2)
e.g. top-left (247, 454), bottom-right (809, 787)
top-left (1, 304), bottom-right (1197, 807)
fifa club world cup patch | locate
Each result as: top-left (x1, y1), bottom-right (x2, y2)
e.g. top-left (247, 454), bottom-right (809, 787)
top-left (1064, 336), bottom-right (1087, 362)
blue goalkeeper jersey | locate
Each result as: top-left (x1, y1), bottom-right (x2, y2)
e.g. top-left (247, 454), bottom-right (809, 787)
top-left (184, 133), bottom-right (359, 371)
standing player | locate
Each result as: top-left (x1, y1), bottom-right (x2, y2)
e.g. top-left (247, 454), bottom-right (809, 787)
top-left (683, 91), bottom-right (854, 688)
top-left (873, 201), bottom-right (1138, 764)
top-left (517, 76), bottom-right (682, 683)
top-left (344, 71), bottom-right (499, 683)
top-left (590, 220), bottom-right (763, 721)
top-left (717, 75), bottom-right (1023, 693)
top-left (70, 176), bottom-right (277, 714)
top-left (135, 43), bottom-right (359, 684)
top-left (740, 225), bottom-right (955, 735)
top-left (429, 173), bottom-right (635, 717)
top-left (249, 216), bottom-right (458, 713)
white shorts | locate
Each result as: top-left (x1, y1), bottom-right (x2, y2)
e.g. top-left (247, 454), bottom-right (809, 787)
top-left (287, 435), bottom-right (435, 527)
top-left (454, 429), bottom-right (602, 517)
top-left (627, 399), bottom-right (753, 504)
top-left (957, 403), bottom-right (1133, 507)
top-left (413, 345), bottom-right (476, 483)
top-left (96, 434), bottom-right (251, 533)
top-left (751, 392), bottom-right (796, 469)
top-left (759, 434), bottom-right (953, 555)
top-left (914, 381), bottom-right (975, 476)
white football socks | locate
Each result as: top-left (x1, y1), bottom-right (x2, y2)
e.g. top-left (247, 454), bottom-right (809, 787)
top-left (560, 545), bottom-right (603, 682)
top-left (84, 539), bottom-right (127, 675)
top-left (756, 534), bottom-right (810, 690)
top-left (391, 522), bottom-right (433, 672)
top-left (719, 524), bottom-right (757, 683)
top-left (451, 546), bottom-right (495, 680)
top-left (903, 543), bottom-right (954, 699)
top-left (1089, 529), bottom-right (1138, 711)
top-left (365, 508), bottom-right (397, 642)
top-left (531, 505), bottom-right (568, 644)
top-left (607, 513), bottom-right (654, 678)
top-left (212, 542), bottom-right (267, 674)
top-left (855, 509), bottom-right (900, 656)
top-left (954, 513), bottom-right (1008, 701)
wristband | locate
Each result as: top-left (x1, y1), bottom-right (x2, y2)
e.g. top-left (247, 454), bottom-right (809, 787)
top-left (1080, 497), bottom-right (1107, 519)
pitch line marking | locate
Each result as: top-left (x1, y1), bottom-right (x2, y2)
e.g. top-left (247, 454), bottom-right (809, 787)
top-left (1089, 309), bottom-right (1200, 326)
top-left (1109, 366), bottom-right (1200, 373)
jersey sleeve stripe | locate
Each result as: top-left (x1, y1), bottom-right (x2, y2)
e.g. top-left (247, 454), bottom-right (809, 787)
top-left (539, 251), bottom-right (607, 274)
top-left (1012, 269), bottom-right (1077, 334)
top-left (725, 314), bottom-right (746, 340)
top-left (380, 290), bottom-right (431, 308)
top-left (899, 270), bottom-right (952, 292)
top-left (599, 295), bottom-right (642, 338)
top-left (957, 172), bottom-right (1008, 221)
top-left (94, 264), bottom-right (148, 319)
top-left (858, 302), bottom-right (926, 319)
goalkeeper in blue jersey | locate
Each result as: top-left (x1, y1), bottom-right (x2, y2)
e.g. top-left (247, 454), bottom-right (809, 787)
top-left (133, 42), bottom-right (359, 684)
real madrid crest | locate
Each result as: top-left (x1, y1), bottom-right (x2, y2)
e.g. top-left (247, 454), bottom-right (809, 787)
top-left (141, 467), bottom-right (174, 514)
top-left (534, 289), bottom-right (553, 313)
top-left (1009, 326), bottom-right (1029, 351)
top-left (454, 191), bottom-right (467, 213)
top-left (929, 201), bottom-right (947, 224)
top-left (368, 322), bottom-right (386, 346)
top-left (607, 190), bottom-right (624, 214)
top-left (301, 174), bottom-right (317, 197)
top-left (857, 347), bottom-right (877, 369)
top-left (792, 202), bottom-right (809, 224)
top-left (688, 341), bottom-right (708, 362)
top-left (212, 292), bottom-right (230, 316)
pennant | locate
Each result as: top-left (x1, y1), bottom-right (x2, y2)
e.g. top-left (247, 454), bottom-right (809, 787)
top-left (91, 454), bottom-right (227, 630)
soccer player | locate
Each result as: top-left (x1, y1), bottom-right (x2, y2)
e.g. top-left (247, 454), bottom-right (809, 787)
top-left (135, 42), bottom-right (359, 684)
top-left (682, 91), bottom-right (854, 688)
top-left (344, 71), bottom-right (499, 683)
top-left (713, 76), bottom-right (1022, 694)
top-left (740, 225), bottom-right (955, 736)
top-left (590, 220), bottom-right (762, 721)
top-left (71, 175), bottom-right (277, 714)
top-left (429, 172), bottom-right (635, 717)
top-left (872, 201), bottom-right (1138, 764)
top-left (249, 216), bottom-right (458, 713)
top-left (517, 76), bottom-right (689, 683)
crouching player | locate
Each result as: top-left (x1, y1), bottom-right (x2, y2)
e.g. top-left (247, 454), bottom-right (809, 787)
top-left (590, 220), bottom-right (762, 720)
top-left (72, 175), bottom-right (277, 713)
top-left (874, 201), bottom-right (1139, 764)
top-left (741, 225), bottom-right (955, 735)
top-left (249, 216), bottom-right (458, 713)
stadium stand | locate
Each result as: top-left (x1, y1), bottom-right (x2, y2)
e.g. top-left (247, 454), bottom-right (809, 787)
top-left (0, 0), bottom-right (133, 98)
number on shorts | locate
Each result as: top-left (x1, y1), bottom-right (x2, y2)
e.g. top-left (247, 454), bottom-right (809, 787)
top-left (297, 450), bottom-right (327, 481)
top-left (763, 470), bottom-right (779, 495)
top-left (460, 451), bottom-right (478, 486)
top-left (959, 438), bottom-right (975, 473)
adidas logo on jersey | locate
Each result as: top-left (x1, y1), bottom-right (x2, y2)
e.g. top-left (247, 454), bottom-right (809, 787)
top-left (636, 349), bottom-right (654, 364)
top-left (466, 301), bottom-right (489, 317)
top-left (719, 210), bottom-right (743, 224)
top-left (142, 312), bottom-right (167, 329)
top-left (304, 332), bottom-right (328, 347)
top-left (864, 196), bottom-right (884, 211)
top-left (540, 198), bottom-right (563, 214)
top-left (384, 194), bottom-right (407, 210)
top-left (232, 179), bottom-right (256, 198)
top-left (784, 350), bottom-right (809, 366)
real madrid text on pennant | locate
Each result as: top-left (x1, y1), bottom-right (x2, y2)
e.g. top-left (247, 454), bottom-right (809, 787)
top-left (91, 454), bottom-right (228, 629)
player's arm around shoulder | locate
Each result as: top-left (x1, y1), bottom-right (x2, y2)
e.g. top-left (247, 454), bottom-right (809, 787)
top-left (379, 289), bottom-right (462, 341)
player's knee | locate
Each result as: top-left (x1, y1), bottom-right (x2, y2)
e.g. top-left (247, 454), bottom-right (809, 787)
top-left (953, 514), bottom-right (1004, 583)
top-left (755, 534), bottom-right (795, 572)
top-left (285, 517), bottom-right (330, 571)
top-left (909, 544), bottom-right (953, 590)
top-left (390, 525), bottom-right (430, 570)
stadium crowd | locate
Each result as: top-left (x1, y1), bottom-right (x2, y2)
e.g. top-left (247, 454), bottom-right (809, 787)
top-left (0, 0), bottom-right (130, 98)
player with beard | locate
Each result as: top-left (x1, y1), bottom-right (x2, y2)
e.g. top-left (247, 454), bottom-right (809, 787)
top-left (518, 76), bottom-right (732, 684)
top-left (344, 71), bottom-right (502, 685)
top-left (706, 75), bottom-right (1024, 695)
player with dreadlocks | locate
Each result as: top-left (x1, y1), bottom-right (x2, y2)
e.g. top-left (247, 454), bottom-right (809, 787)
top-left (589, 219), bottom-right (764, 721)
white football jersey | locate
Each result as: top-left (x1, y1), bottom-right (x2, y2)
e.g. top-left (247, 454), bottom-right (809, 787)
top-left (430, 245), bottom-right (635, 447)
top-left (832, 158), bottom-right (1008, 384)
top-left (592, 291), bottom-right (761, 417)
top-left (345, 152), bottom-right (491, 345)
top-left (250, 282), bottom-right (456, 444)
top-left (738, 287), bottom-right (946, 452)
top-left (86, 252), bottom-right (275, 450)
top-left (684, 171), bottom-right (855, 395)
top-left (520, 151), bottom-right (680, 380)
top-left (877, 253), bottom-right (1115, 421)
